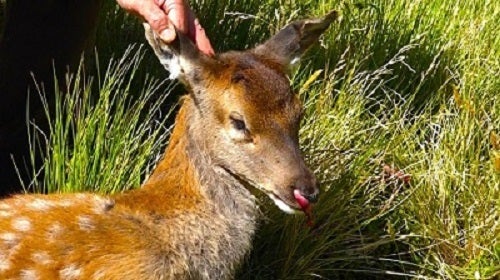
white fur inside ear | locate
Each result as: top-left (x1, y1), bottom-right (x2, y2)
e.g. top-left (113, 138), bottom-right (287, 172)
top-left (159, 56), bottom-right (182, 80)
top-left (268, 193), bottom-right (298, 214)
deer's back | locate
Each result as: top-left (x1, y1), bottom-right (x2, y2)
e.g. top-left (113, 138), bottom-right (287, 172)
top-left (0, 193), bottom-right (246, 279)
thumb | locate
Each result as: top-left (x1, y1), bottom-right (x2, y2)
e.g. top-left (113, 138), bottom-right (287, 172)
top-left (138, 1), bottom-right (176, 42)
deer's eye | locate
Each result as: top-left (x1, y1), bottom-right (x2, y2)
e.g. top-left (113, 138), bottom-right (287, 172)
top-left (229, 112), bottom-right (247, 131)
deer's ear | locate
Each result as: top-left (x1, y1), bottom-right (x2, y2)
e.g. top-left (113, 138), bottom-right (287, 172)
top-left (253, 10), bottom-right (338, 67)
top-left (144, 23), bottom-right (217, 86)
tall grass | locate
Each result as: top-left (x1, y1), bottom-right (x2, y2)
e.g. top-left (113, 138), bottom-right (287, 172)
top-left (28, 47), bottom-right (173, 194)
top-left (26, 0), bottom-right (499, 279)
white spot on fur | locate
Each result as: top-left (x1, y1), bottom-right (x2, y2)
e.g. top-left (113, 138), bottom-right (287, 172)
top-left (0, 202), bottom-right (11, 210)
top-left (159, 56), bottom-right (181, 79)
top-left (27, 199), bottom-right (54, 211)
top-left (12, 217), bottom-right (32, 232)
top-left (57, 199), bottom-right (74, 207)
top-left (75, 193), bottom-right (87, 200)
top-left (0, 203), bottom-right (12, 218)
top-left (268, 193), bottom-right (298, 214)
top-left (20, 269), bottom-right (39, 280)
top-left (31, 251), bottom-right (52, 265)
top-left (47, 222), bottom-right (63, 240)
top-left (1, 232), bottom-right (20, 247)
top-left (59, 264), bottom-right (82, 279)
top-left (91, 196), bottom-right (115, 214)
top-left (0, 210), bottom-right (12, 218)
top-left (0, 254), bottom-right (11, 272)
top-left (77, 215), bottom-right (94, 231)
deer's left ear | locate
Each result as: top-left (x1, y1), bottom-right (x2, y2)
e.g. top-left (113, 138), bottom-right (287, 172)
top-left (253, 10), bottom-right (338, 67)
top-left (144, 23), bottom-right (219, 87)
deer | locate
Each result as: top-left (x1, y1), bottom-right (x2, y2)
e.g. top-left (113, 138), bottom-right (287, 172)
top-left (0, 10), bottom-right (337, 279)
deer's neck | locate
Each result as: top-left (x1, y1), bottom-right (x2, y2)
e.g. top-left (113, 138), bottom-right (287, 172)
top-left (119, 97), bottom-right (257, 220)
top-left (112, 98), bottom-right (257, 278)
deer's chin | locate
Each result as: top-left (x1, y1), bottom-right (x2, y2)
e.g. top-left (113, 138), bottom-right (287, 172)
top-left (267, 193), bottom-right (300, 214)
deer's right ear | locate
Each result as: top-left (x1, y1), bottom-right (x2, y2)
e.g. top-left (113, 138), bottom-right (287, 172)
top-left (253, 10), bottom-right (338, 69)
top-left (144, 23), bottom-right (217, 87)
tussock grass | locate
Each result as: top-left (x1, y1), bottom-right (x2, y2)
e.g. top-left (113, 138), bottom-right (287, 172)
top-left (23, 0), bottom-right (499, 278)
top-left (28, 47), bottom-right (173, 194)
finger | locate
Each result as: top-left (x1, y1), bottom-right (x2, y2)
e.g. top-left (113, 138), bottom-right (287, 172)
top-left (193, 18), bottom-right (215, 56)
top-left (137, 1), bottom-right (175, 42)
top-left (117, 0), bottom-right (140, 15)
top-left (187, 9), bottom-right (196, 41)
top-left (162, 0), bottom-right (189, 34)
top-left (186, 10), bottom-right (215, 56)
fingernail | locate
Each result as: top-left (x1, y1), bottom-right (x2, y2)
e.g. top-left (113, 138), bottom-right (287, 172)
top-left (159, 29), bottom-right (176, 42)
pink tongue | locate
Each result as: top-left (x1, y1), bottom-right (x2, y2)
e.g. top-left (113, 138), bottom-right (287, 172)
top-left (293, 190), bottom-right (314, 227)
top-left (293, 189), bottom-right (310, 209)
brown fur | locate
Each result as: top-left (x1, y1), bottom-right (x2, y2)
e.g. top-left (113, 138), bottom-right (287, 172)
top-left (0, 100), bottom-right (256, 279)
top-left (0, 11), bottom-right (337, 279)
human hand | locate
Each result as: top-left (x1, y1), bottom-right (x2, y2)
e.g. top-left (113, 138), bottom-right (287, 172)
top-left (117, 0), bottom-right (214, 56)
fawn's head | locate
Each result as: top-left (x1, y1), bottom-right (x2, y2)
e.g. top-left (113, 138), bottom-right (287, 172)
top-left (145, 11), bottom-right (337, 213)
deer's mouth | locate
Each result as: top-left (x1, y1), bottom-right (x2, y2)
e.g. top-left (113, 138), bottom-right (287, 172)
top-left (268, 191), bottom-right (313, 219)
top-left (218, 165), bottom-right (302, 214)
top-left (267, 193), bottom-right (300, 214)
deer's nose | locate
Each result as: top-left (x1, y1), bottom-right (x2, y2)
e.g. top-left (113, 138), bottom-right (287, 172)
top-left (304, 190), bottom-right (319, 203)
top-left (293, 174), bottom-right (319, 203)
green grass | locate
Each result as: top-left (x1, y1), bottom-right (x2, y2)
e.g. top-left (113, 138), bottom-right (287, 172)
top-left (25, 0), bottom-right (499, 279)
top-left (27, 47), bottom-right (174, 194)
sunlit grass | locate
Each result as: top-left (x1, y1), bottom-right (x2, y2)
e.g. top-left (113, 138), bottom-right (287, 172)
top-left (23, 0), bottom-right (499, 278)
top-left (28, 47), bottom-right (173, 194)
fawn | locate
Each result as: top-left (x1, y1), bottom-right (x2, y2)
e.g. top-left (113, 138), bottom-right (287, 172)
top-left (0, 10), bottom-right (337, 279)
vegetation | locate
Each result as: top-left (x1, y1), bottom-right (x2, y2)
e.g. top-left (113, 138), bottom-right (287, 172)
top-left (20, 0), bottom-right (500, 278)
